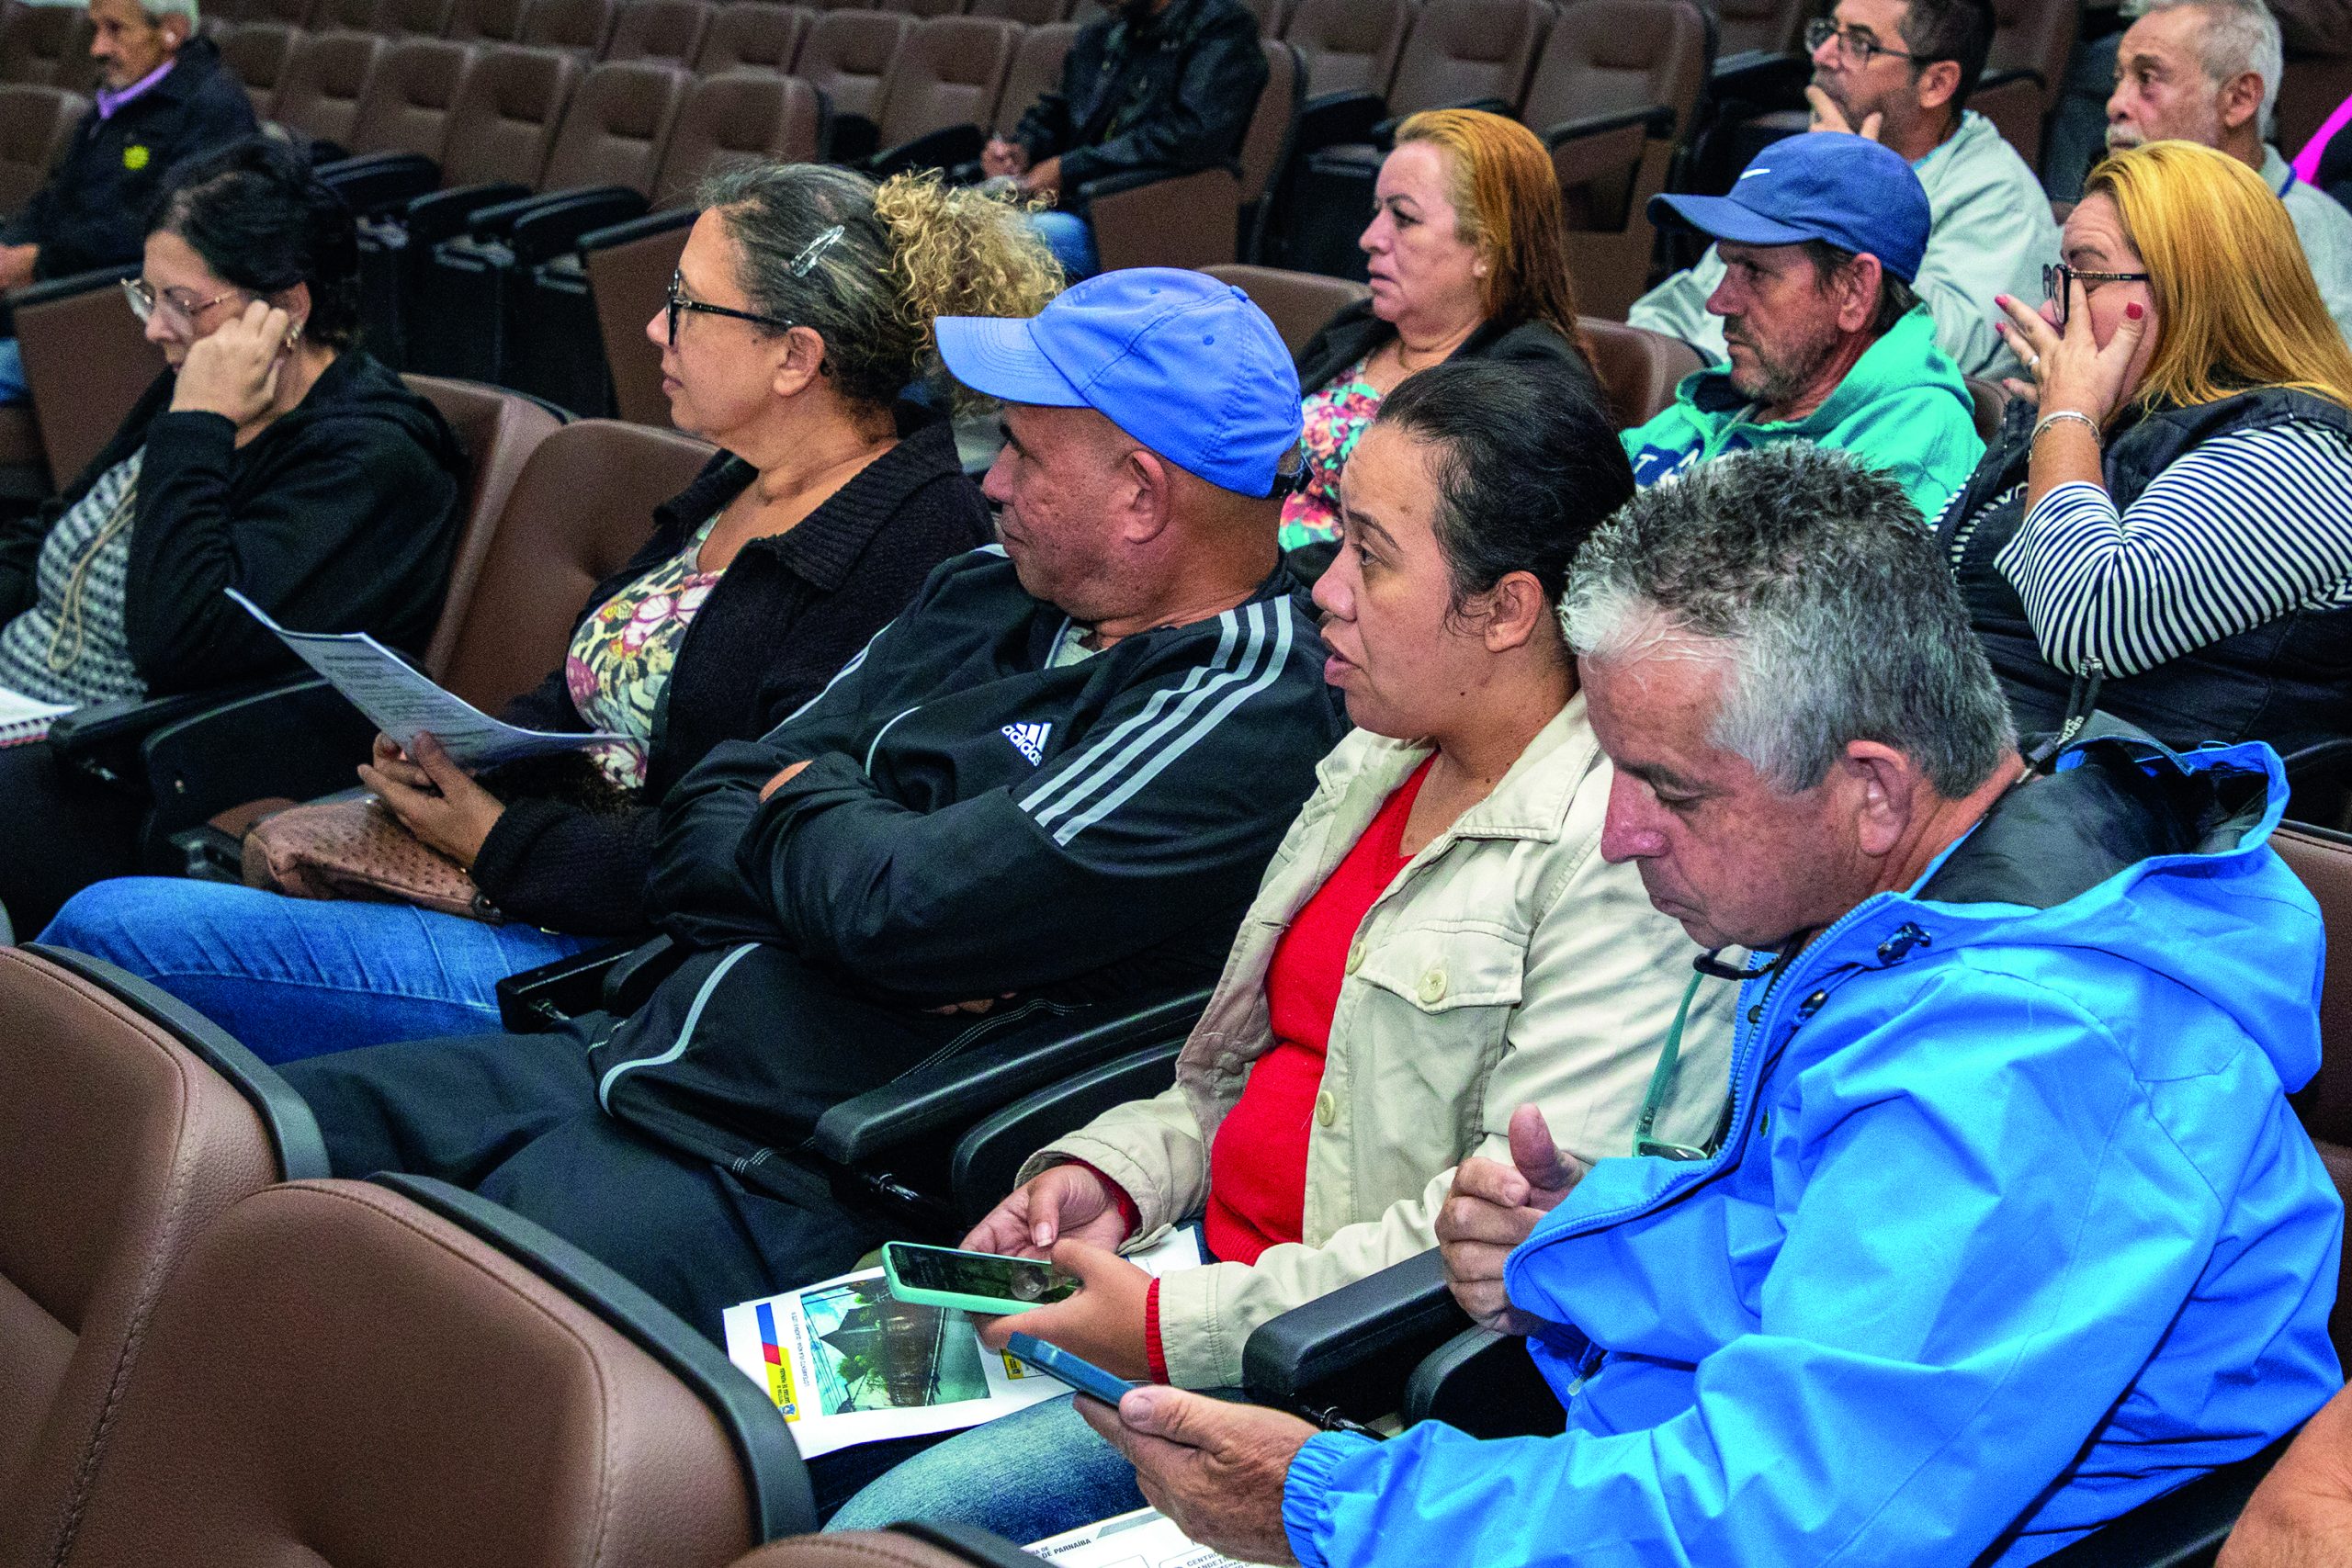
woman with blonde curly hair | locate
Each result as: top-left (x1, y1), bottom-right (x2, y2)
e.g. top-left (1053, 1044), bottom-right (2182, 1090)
top-left (41, 163), bottom-right (1064, 1061)
top-left (1281, 107), bottom-right (1600, 549)
top-left (1941, 139), bottom-right (2352, 754)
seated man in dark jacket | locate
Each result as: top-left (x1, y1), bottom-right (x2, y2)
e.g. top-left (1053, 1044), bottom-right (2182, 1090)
top-left (0, 0), bottom-right (258, 400)
top-left (980, 0), bottom-right (1266, 278)
top-left (279, 269), bottom-right (1351, 1345)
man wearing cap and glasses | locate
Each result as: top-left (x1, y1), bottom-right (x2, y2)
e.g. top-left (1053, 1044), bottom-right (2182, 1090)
top-left (1632, 0), bottom-right (2053, 380)
top-left (1619, 132), bottom-right (1986, 519)
top-left (275, 269), bottom-right (1349, 1359)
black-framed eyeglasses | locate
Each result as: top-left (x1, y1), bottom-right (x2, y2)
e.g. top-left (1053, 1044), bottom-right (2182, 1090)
top-left (664, 270), bottom-right (797, 346)
top-left (1804, 16), bottom-right (1922, 65)
top-left (2043, 262), bottom-right (2152, 329)
top-left (121, 276), bottom-right (241, 332)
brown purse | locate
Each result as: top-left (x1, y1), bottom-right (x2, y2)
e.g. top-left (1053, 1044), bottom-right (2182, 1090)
top-left (241, 796), bottom-right (499, 923)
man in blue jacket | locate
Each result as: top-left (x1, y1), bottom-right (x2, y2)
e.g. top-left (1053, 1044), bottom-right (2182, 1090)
top-left (1081, 444), bottom-right (2343, 1566)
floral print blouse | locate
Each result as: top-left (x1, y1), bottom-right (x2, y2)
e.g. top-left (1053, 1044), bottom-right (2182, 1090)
top-left (1279, 355), bottom-right (1384, 549)
top-left (565, 513), bottom-right (722, 789)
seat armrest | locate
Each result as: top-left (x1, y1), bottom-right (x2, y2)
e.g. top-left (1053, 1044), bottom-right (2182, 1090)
top-left (402, 181), bottom-right (534, 246)
top-left (1709, 46), bottom-right (1807, 103)
top-left (0, 261), bottom-right (136, 336)
top-left (602, 931), bottom-right (682, 1015)
top-left (1292, 89), bottom-right (1385, 156)
top-left (577, 203), bottom-right (698, 254)
top-left (811, 987), bottom-right (1211, 1167)
top-left (495, 940), bottom-right (641, 1032)
top-left (49, 678), bottom-right (301, 792)
top-left (867, 121), bottom-right (986, 178)
top-left (316, 151), bottom-right (443, 216)
top-left (1544, 103), bottom-right (1676, 191)
top-left (135, 677), bottom-right (381, 850)
top-left (1242, 1249), bottom-right (1469, 1420)
top-left (826, 112), bottom-right (879, 164)
top-left (2033, 1429), bottom-right (2297, 1567)
top-left (1082, 166), bottom-right (1240, 270)
top-left (949, 1041), bottom-right (1182, 1224)
top-left (503, 186), bottom-right (651, 263)
top-left (1401, 1325), bottom-right (1565, 1437)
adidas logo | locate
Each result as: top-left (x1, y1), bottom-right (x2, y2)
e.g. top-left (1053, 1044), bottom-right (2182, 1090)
top-left (1001, 720), bottom-right (1052, 765)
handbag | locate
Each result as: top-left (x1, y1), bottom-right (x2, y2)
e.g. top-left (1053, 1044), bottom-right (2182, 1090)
top-left (241, 795), bottom-right (500, 923)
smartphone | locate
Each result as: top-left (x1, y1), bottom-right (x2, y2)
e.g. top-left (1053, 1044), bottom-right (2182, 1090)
top-left (881, 1241), bottom-right (1080, 1315)
top-left (1004, 1331), bottom-right (1142, 1405)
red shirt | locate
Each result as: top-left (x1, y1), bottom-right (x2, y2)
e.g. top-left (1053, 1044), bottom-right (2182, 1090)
top-left (1202, 757), bottom-right (1432, 1266)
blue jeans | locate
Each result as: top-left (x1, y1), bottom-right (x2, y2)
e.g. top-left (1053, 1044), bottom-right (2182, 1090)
top-left (0, 337), bottom-right (28, 404)
top-left (1032, 211), bottom-right (1100, 280)
top-left (38, 876), bottom-right (600, 1062)
top-left (824, 1393), bottom-right (1149, 1542)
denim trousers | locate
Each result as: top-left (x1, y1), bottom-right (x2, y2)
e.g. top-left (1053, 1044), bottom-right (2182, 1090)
top-left (38, 875), bottom-right (600, 1062)
top-left (823, 1392), bottom-right (1153, 1542)
top-left (1031, 211), bottom-right (1100, 281)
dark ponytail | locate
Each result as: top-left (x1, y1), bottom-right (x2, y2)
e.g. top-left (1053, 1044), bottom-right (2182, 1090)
top-left (147, 136), bottom-right (362, 348)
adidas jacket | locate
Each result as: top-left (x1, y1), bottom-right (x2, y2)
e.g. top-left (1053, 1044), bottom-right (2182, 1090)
top-left (585, 546), bottom-right (1350, 1158)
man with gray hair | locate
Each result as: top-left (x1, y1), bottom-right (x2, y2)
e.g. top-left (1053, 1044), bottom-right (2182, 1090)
top-left (1074, 444), bottom-right (2342, 1568)
top-left (2108, 0), bottom-right (2352, 344)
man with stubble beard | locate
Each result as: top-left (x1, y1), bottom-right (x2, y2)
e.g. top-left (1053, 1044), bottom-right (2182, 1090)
top-left (1618, 132), bottom-right (1985, 520)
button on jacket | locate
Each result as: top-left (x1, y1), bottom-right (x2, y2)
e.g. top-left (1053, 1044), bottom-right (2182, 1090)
top-left (1026, 695), bottom-right (1736, 1389)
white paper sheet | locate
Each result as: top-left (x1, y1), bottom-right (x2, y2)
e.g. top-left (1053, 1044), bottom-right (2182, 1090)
top-left (1027, 1508), bottom-right (1255, 1568)
top-left (225, 588), bottom-right (628, 769)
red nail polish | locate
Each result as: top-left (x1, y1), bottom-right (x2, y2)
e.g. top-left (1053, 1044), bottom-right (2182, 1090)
top-left (2126, 302), bottom-right (2143, 321)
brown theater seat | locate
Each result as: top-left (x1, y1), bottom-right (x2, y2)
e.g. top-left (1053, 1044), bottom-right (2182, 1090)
top-left (730, 1529), bottom-right (1044, 1568)
top-left (312, 0), bottom-right (456, 34)
top-left (796, 8), bottom-right (911, 157)
top-left (213, 20), bottom-right (298, 116)
top-left (39, 1178), bottom-right (808, 1568)
top-left (519, 0), bottom-right (617, 54)
top-left (440, 41), bottom-right (584, 186)
top-left (1279, 0), bottom-right (1410, 97)
top-left (1091, 35), bottom-right (1296, 271)
top-left (271, 28), bottom-right (388, 152)
top-left (868, 13), bottom-right (1018, 166)
top-left (989, 17), bottom-right (1072, 136)
top-left (654, 67), bottom-right (824, 206)
top-left (402, 375), bottom-right (565, 674)
top-left (970, 0), bottom-right (1071, 21)
top-left (1964, 376), bottom-right (2009, 444)
top-left (537, 58), bottom-right (691, 194)
top-left (0, 82), bottom-right (84, 214)
top-left (2276, 823), bottom-right (2352, 1362)
top-left (603, 0), bottom-right (714, 65)
top-left (1385, 0), bottom-right (1550, 118)
top-left (0, 3), bottom-right (93, 91)
top-left (1581, 317), bottom-right (1702, 430)
top-left (1973, 0), bottom-right (2079, 170)
top-left (1713, 0), bottom-right (1805, 59)
top-left (447, 0), bottom-right (530, 45)
top-left (1204, 261), bottom-right (1365, 356)
top-left (879, 0), bottom-right (965, 16)
top-left (345, 35), bottom-right (478, 160)
top-left (12, 268), bottom-right (164, 486)
top-left (695, 0), bottom-right (811, 73)
top-left (0, 944), bottom-right (324, 1568)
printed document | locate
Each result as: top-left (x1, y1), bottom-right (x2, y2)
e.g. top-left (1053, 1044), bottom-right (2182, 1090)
top-left (1027, 1508), bottom-right (1254, 1568)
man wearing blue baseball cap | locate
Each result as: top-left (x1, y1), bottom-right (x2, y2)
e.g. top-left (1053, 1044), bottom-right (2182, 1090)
top-left (273, 270), bottom-right (1349, 1373)
top-left (1618, 131), bottom-right (1986, 520)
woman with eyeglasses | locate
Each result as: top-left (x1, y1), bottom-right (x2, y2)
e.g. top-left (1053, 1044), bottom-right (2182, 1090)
top-left (820, 356), bottom-right (1731, 1542)
top-left (0, 136), bottom-right (466, 932)
top-left (40, 161), bottom-right (1061, 1061)
top-left (1937, 140), bottom-right (2352, 755)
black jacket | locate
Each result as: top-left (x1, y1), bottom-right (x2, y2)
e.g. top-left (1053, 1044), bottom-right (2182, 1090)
top-left (0, 38), bottom-right (258, 279)
top-left (1293, 298), bottom-right (1601, 405)
top-left (1013, 0), bottom-right (1266, 197)
top-left (0, 348), bottom-right (464, 694)
top-left (469, 409), bottom-right (991, 936)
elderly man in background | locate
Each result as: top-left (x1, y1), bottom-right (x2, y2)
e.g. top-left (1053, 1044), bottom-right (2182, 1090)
top-left (1618, 132), bottom-right (1984, 517)
top-left (1632, 0), bottom-right (2053, 378)
top-left (0, 0), bottom-right (256, 399)
top-left (1079, 443), bottom-right (2341, 1568)
top-left (2106, 0), bottom-right (2352, 344)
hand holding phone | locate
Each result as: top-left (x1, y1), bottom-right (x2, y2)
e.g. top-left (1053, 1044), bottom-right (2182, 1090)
top-left (1004, 1331), bottom-right (1142, 1406)
top-left (881, 1240), bottom-right (1080, 1315)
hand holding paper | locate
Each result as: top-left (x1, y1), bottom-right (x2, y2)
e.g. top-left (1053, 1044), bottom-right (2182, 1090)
top-left (359, 730), bottom-right (507, 868)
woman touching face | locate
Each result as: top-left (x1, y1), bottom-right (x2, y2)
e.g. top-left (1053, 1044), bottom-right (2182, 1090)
top-left (1313, 421), bottom-right (1509, 739)
top-left (1358, 141), bottom-right (1487, 340)
top-left (137, 229), bottom-right (258, 369)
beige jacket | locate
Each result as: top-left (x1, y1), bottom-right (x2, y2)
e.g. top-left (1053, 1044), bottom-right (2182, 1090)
top-left (1023, 695), bottom-right (1735, 1388)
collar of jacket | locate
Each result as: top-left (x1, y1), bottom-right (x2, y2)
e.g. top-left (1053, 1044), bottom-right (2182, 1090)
top-left (1680, 305), bottom-right (1962, 431)
top-left (1105, 0), bottom-right (1211, 51)
top-left (136, 36), bottom-right (225, 108)
top-left (1296, 299), bottom-right (1566, 390)
top-left (650, 400), bottom-right (963, 592)
top-left (1315, 692), bottom-right (1599, 852)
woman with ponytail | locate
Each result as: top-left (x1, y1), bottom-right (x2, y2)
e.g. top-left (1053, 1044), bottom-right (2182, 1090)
top-left (44, 161), bottom-right (1064, 1060)
top-left (0, 135), bottom-right (467, 931)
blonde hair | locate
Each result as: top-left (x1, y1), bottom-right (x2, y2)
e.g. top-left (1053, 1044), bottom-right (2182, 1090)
top-left (2085, 141), bottom-right (2352, 412)
top-left (1392, 108), bottom-right (1591, 364)
top-left (700, 163), bottom-right (1062, 411)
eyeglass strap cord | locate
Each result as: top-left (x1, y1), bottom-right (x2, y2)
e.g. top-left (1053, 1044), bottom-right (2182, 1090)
top-left (1630, 969), bottom-right (1707, 1156)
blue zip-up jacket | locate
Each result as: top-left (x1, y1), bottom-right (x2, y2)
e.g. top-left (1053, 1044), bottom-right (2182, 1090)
top-left (1283, 733), bottom-right (2344, 1567)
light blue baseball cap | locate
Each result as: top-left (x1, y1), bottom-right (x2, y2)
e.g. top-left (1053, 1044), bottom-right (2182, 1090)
top-left (937, 268), bottom-right (1303, 498)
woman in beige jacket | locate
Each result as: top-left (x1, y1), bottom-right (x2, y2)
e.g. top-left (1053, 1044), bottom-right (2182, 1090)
top-left (828, 358), bottom-right (1736, 1540)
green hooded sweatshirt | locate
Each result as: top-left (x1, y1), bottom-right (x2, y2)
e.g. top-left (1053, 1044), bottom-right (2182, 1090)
top-left (1620, 306), bottom-right (1985, 520)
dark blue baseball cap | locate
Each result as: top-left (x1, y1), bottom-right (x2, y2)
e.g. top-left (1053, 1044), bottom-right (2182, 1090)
top-left (1648, 133), bottom-right (1931, 283)
top-left (936, 268), bottom-right (1303, 498)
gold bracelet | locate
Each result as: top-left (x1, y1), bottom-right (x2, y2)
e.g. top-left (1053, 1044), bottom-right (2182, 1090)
top-left (2031, 410), bottom-right (2101, 446)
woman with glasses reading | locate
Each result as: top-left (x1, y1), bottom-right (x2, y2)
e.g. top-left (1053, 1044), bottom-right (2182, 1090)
top-left (0, 137), bottom-right (467, 931)
top-left (1938, 140), bottom-right (2352, 754)
top-left (40, 162), bottom-right (1061, 1059)
top-left (822, 357), bottom-right (1732, 1542)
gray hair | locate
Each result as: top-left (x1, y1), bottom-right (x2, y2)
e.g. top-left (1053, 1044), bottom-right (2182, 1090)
top-left (2128, 0), bottom-right (2284, 139)
top-left (1562, 445), bottom-right (2018, 798)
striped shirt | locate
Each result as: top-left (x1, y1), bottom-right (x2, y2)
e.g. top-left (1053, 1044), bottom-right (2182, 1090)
top-left (1944, 419), bottom-right (2352, 679)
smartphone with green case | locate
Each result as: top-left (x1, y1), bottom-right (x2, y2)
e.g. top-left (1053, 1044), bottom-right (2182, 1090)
top-left (880, 1240), bottom-right (1080, 1314)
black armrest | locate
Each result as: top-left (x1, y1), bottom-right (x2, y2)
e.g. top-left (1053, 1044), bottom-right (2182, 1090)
top-left (503, 186), bottom-right (651, 264)
top-left (577, 203), bottom-right (699, 255)
top-left (826, 112), bottom-right (879, 164)
top-left (0, 261), bottom-right (137, 336)
top-left (1709, 46), bottom-right (1808, 104)
top-left (495, 939), bottom-right (641, 1032)
top-left (2034, 1429), bottom-right (2297, 1567)
top-left (49, 677), bottom-right (301, 792)
top-left (29, 943), bottom-right (332, 1180)
top-left (603, 931), bottom-right (682, 1015)
top-left (1073, 164), bottom-right (1194, 204)
top-left (948, 1040), bottom-right (1183, 1224)
top-left (135, 677), bottom-right (380, 849)
top-left (373, 1172), bottom-right (815, 1541)
top-left (315, 151), bottom-right (443, 216)
top-left (867, 121), bottom-right (987, 179)
top-left (301, 136), bottom-right (351, 165)
top-left (1242, 1249), bottom-right (1469, 1420)
top-left (1973, 63), bottom-right (2047, 95)
top-left (1293, 89), bottom-right (1385, 156)
top-left (811, 986), bottom-right (1211, 1167)
top-left (401, 181), bottom-right (533, 246)
top-left (1544, 101), bottom-right (1678, 149)
top-left (1402, 1325), bottom-right (1564, 1438)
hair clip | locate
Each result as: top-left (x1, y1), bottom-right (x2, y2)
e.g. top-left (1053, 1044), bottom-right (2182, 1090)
top-left (789, 224), bottom-right (846, 277)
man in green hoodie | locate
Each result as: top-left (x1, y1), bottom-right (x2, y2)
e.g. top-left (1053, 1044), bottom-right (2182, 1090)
top-left (1622, 132), bottom-right (1985, 520)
